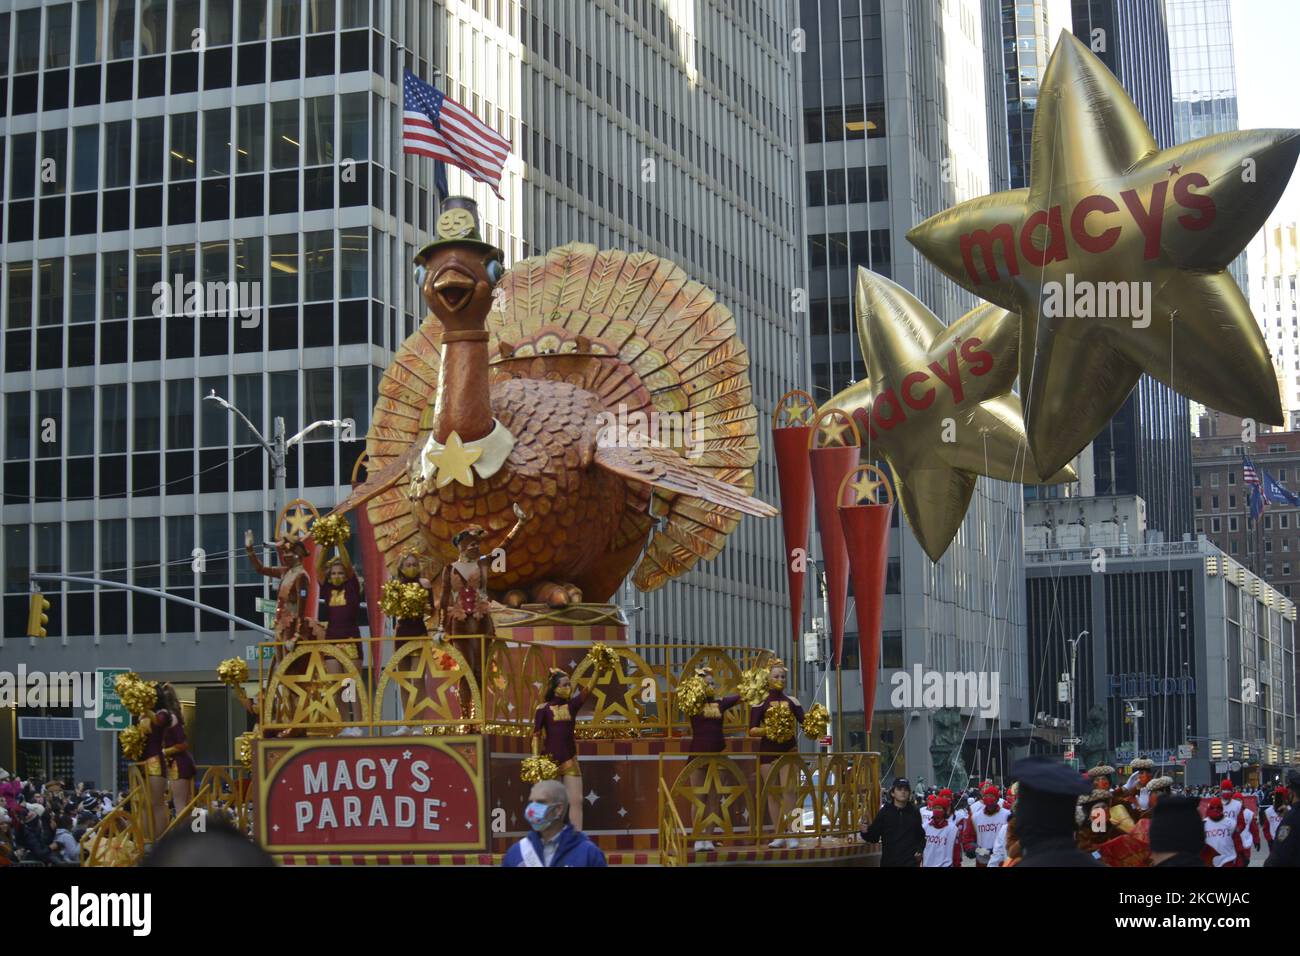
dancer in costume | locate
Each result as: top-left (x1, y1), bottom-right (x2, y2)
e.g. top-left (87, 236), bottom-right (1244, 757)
top-left (317, 542), bottom-right (364, 735)
top-left (438, 526), bottom-right (494, 721)
top-left (391, 549), bottom-right (436, 728)
top-left (1119, 758), bottom-right (1156, 814)
top-left (533, 668), bottom-right (594, 830)
top-left (139, 700), bottom-right (173, 841)
top-left (158, 683), bottom-right (196, 814)
top-left (683, 666), bottom-right (742, 852)
top-left (748, 659), bottom-right (804, 848)
top-left (244, 531), bottom-right (311, 654)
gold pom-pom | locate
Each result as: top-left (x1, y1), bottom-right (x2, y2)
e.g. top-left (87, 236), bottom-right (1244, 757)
top-left (802, 703), bottom-right (830, 739)
top-left (520, 755), bottom-right (559, 783)
top-left (381, 579), bottom-right (426, 618)
top-left (763, 704), bottom-right (797, 744)
top-left (738, 667), bottom-right (768, 708)
top-left (312, 513), bottom-right (351, 547)
top-left (119, 723), bottom-right (147, 760)
top-left (217, 658), bottom-right (249, 686)
top-left (586, 642), bottom-right (617, 674)
top-left (676, 674), bottom-right (708, 718)
top-left (234, 732), bottom-right (255, 769)
top-left (114, 673), bottom-right (157, 718)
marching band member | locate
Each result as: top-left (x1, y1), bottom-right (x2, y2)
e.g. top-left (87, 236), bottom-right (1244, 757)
top-left (1202, 797), bottom-right (1239, 867)
top-left (683, 667), bottom-right (742, 852)
top-left (921, 797), bottom-right (962, 867)
top-left (747, 659), bottom-right (804, 849)
top-left (534, 668), bottom-right (594, 831)
top-left (318, 543), bottom-right (364, 735)
top-left (1086, 764), bottom-right (1116, 794)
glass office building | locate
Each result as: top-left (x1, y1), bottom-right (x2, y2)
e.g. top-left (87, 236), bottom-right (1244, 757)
top-left (0, 0), bottom-right (804, 782)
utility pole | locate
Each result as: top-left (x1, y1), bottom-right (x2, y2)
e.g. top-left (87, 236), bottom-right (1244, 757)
top-left (203, 392), bottom-right (349, 521)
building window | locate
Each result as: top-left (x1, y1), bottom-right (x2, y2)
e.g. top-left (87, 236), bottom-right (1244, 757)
top-left (1211, 495), bottom-right (1219, 510)
top-left (1212, 518), bottom-right (1221, 533)
top-left (1231, 540), bottom-right (1238, 554)
top-left (1210, 473), bottom-right (1220, 487)
top-left (1230, 517), bottom-right (1238, 532)
top-left (1194, 472), bottom-right (1202, 487)
top-left (1266, 516), bottom-right (1273, 530)
top-left (1228, 471), bottom-right (1236, 485)
top-left (1195, 496), bottom-right (1202, 511)
top-left (882, 630), bottom-right (902, 669)
top-left (1284, 515), bottom-right (1291, 529)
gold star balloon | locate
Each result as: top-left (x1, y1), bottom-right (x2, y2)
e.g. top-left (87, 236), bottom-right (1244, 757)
top-left (827, 268), bottom-right (1073, 562)
top-left (907, 30), bottom-right (1298, 479)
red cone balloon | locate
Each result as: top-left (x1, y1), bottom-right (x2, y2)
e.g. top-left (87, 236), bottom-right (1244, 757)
top-left (837, 464), bottom-right (894, 734)
top-left (772, 391), bottom-right (817, 660)
top-left (808, 409), bottom-right (861, 668)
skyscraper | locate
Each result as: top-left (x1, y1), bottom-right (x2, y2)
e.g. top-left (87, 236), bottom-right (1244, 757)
top-left (0, 0), bottom-right (804, 783)
top-left (1167, 0), bottom-right (1247, 296)
top-left (801, 0), bottom-right (1029, 779)
top-left (1069, 0), bottom-right (1194, 540)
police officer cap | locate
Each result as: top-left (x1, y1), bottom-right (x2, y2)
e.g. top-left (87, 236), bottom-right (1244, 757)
top-left (1010, 755), bottom-right (1091, 796)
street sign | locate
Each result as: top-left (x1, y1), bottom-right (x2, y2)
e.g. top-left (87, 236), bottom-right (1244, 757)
top-left (245, 644), bottom-right (276, 664)
top-left (819, 736), bottom-right (833, 747)
top-left (255, 597), bottom-right (277, 631)
top-left (1057, 680), bottom-right (1070, 703)
top-left (1064, 750), bottom-right (1075, 760)
top-left (95, 668), bottom-right (131, 732)
top-left (802, 632), bottom-right (821, 663)
top-left (1178, 744), bottom-right (1194, 760)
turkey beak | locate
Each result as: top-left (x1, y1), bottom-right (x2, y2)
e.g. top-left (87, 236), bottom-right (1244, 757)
top-left (432, 266), bottom-right (476, 313)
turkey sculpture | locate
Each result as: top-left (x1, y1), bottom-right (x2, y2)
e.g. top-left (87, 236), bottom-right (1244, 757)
top-left (332, 198), bottom-right (776, 608)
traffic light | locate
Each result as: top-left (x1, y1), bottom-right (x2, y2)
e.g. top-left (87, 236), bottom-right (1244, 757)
top-left (26, 591), bottom-right (50, 638)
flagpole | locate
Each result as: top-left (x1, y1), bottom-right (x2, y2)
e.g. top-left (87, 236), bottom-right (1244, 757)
top-left (429, 67), bottom-right (445, 214)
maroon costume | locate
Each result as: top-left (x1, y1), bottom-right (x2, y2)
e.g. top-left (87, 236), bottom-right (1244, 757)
top-left (534, 689), bottom-right (590, 772)
top-left (687, 694), bottom-right (741, 753)
top-left (320, 575), bottom-right (363, 660)
top-left (394, 582), bottom-right (434, 639)
top-left (749, 690), bottom-right (804, 764)
top-left (141, 711), bottom-right (168, 777)
top-left (162, 714), bottom-right (196, 781)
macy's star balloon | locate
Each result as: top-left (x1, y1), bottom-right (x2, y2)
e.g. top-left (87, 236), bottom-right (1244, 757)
top-left (907, 30), bottom-right (1298, 479)
top-left (827, 268), bottom-right (1073, 561)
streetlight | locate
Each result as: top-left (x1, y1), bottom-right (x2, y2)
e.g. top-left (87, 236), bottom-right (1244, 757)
top-left (203, 391), bottom-right (350, 519)
top-left (1066, 630), bottom-right (1088, 768)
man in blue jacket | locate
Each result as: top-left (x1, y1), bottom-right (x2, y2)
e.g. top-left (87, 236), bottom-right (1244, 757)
top-left (502, 779), bottom-right (607, 867)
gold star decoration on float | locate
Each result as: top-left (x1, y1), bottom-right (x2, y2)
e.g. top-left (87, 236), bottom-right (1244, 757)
top-left (380, 644), bottom-right (476, 724)
top-left (906, 29), bottom-right (1298, 479)
top-left (778, 393), bottom-right (816, 427)
top-left (680, 757), bottom-right (749, 837)
top-left (827, 269), bottom-right (1073, 562)
top-left (273, 649), bottom-right (354, 727)
top-left (424, 431), bottom-right (483, 488)
top-left (283, 505), bottom-right (313, 538)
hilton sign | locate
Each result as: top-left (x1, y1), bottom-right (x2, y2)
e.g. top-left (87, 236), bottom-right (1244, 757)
top-left (1107, 673), bottom-right (1195, 697)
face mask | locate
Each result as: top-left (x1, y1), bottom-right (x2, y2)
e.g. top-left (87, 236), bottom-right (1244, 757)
top-left (330, 573), bottom-right (345, 584)
top-left (555, 684), bottom-right (572, 700)
top-left (525, 801), bottom-right (556, 831)
top-left (768, 676), bottom-right (785, 690)
top-left (401, 565), bottom-right (418, 579)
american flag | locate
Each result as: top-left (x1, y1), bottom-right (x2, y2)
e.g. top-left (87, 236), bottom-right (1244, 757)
top-left (1242, 455), bottom-right (1260, 487)
top-left (402, 69), bottom-right (511, 198)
